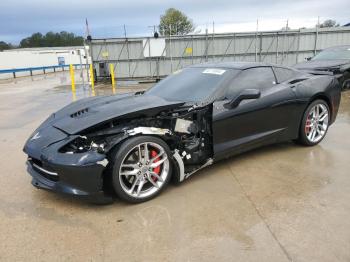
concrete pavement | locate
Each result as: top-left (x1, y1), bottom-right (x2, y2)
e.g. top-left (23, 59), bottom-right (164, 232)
top-left (0, 71), bottom-right (349, 262)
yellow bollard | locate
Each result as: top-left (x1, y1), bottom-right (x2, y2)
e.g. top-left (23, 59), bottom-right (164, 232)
top-left (69, 64), bottom-right (76, 92)
top-left (69, 64), bottom-right (76, 101)
top-left (109, 63), bottom-right (116, 94)
top-left (89, 64), bottom-right (95, 96)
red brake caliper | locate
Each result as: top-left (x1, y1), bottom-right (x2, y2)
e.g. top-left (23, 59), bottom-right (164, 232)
top-left (151, 150), bottom-right (160, 181)
top-left (305, 116), bottom-right (311, 134)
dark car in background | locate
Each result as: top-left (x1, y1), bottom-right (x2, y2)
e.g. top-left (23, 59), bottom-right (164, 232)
top-left (24, 62), bottom-right (341, 203)
top-left (294, 45), bottom-right (350, 89)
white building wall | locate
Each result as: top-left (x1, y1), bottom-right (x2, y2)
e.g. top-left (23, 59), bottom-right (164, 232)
top-left (0, 47), bottom-right (90, 79)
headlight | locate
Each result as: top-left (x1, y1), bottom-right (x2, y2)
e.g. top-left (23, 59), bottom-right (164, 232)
top-left (59, 136), bottom-right (105, 154)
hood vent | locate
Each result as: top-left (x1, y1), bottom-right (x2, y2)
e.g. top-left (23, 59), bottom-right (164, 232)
top-left (70, 108), bottom-right (89, 118)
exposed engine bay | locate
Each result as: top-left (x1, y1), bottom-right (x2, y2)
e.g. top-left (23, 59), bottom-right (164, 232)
top-left (59, 103), bottom-right (214, 182)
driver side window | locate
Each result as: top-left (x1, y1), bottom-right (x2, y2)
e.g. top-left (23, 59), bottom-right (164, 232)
top-left (225, 67), bottom-right (276, 99)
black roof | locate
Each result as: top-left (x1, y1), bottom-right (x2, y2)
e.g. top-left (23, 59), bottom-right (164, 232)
top-left (191, 61), bottom-right (276, 70)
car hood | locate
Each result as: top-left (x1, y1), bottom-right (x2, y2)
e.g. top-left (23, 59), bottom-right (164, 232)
top-left (42, 93), bottom-right (184, 135)
top-left (294, 59), bottom-right (350, 70)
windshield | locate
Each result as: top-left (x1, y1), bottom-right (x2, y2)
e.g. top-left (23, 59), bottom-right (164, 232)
top-left (312, 48), bottom-right (350, 60)
top-left (146, 67), bottom-right (236, 102)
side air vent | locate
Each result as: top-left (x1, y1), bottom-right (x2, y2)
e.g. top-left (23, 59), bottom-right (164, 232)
top-left (70, 108), bottom-right (89, 118)
top-left (289, 78), bottom-right (307, 84)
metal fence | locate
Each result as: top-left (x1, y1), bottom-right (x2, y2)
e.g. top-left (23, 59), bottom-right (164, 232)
top-left (89, 27), bottom-right (350, 80)
top-left (0, 64), bottom-right (88, 79)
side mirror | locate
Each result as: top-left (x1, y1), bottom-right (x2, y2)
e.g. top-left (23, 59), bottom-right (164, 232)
top-left (226, 89), bottom-right (261, 109)
top-left (305, 57), bottom-right (312, 61)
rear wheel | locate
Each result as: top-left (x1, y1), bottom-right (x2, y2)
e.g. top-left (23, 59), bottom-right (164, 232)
top-left (298, 99), bottom-right (330, 146)
top-left (109, 136), bottom-right (172, 203)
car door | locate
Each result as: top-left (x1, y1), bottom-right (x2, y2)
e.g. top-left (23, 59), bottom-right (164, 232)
top-left (212, 66), bottom-right (298, 160)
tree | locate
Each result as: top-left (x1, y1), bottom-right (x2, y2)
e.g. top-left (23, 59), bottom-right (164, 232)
top-left (20, 33), bottom-right (44, 47)
top-left (159, 8), bottom-right (195, 36)
top-left (319, 19), bottom-right (339, 28)
top-left (281, 26), bottom-right (291, 31)
top-left (19, 31), bottom-right (84, 48)
top-left (0, 41), bottom-right (13, 51)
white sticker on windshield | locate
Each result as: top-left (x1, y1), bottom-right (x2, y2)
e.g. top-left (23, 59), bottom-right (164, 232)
top-left (202, 68), bottom-right (226, 75)
top-left (173, 69), bottom-right (182, 75)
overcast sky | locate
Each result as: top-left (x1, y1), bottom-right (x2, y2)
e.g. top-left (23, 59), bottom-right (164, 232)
top-left (1, 0), bottom-right (349, 44)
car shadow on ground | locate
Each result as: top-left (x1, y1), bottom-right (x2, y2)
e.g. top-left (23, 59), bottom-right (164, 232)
top-left (32, 140), bottom-right (331, 210)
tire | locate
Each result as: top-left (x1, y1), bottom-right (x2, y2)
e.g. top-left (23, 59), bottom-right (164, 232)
top-left (297, 99), bottom-right (330, 146)
top-left (108, 136), bottom-right (172, 203)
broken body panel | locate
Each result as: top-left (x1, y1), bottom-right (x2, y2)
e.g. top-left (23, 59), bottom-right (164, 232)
top-left (23, 62), bottom-right (341, 203)
top-left (23, 93), bottom-right (215, 202)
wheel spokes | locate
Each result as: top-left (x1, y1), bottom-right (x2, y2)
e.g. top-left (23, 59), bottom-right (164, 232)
top-left (129, 176), bottom-right (140, 194)
top-left (150, 150), bottom-right (165, 163)
top-left (150, 172), bottom-right (163, 182)
top-left (121, 163), bottom-right (139, 169)
top-left (143, 143), bottom-right (149, 162)
top-left (315, 105), bottom-right (320, 118)
top-left (120, 169), bottom-right (139, 176)
top-left (319, 112), bottom-right (328, 122)
top-left (305, 103), bottom-right (329, 143)
top-left (119, 141), bottom-right (169, 199)
top-left (310, 128), bottom-right (317, 141)
top-left (150, 155), bottom-right (168, 168)
top-left (136, 180), bottom-right (145, 197)
top-left (138, 145), bottom-right (142, 162)
top-left (147, 176), bottom-right (159, 188)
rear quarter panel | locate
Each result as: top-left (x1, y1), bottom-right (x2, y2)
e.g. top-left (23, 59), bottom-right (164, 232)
top-left (294, 75), bottom-right (341, 125)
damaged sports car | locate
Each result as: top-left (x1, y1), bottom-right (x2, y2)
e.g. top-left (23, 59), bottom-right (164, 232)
top-left (24, 62), bottom-right (341, 203)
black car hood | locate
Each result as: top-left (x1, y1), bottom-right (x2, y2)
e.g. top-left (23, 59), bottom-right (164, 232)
top-left (294, 59), bottom-right (350, 70)
top-left (45, 93), bottom-right (184, 134)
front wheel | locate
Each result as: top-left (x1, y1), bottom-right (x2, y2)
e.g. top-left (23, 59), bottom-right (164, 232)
top-left (298, 99), bottom-right (330, 146)
top-left (109, 136), bottom-right (172, 203)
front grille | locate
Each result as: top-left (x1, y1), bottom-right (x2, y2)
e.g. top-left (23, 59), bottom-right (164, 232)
top-left (29, 157), bottom-right (59, 182)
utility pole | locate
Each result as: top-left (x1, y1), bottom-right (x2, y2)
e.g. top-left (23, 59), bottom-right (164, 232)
top-left (124, 24), bottom-right (131, 77)
top-left (256, 19), bottom-right (259, 61)
top-left (314, 16), bottom-right (320, 55)
top-left (282, 19), bottom-right (288, 63)
top-left (78, 49), bottom-right (85, 88)
top-left (169, 24), bottom-right (173, 73)
top-left (212, 21), bottom-right (215, 61)
top-left (84, 18), bottom-right (92, 86)
top-left (205, 28), bottom-right (209, 62)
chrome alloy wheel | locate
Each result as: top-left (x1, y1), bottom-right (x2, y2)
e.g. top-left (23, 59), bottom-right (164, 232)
top-left (118, 142), bottom-right (169, 199)
top-left (305, 103), bottom-right (329, 143)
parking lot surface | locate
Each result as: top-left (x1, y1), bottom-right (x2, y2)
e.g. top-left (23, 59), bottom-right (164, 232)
top-left (0, 71), bottom-right (350, 262)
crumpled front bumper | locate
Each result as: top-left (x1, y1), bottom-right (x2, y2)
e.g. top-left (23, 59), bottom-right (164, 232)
top-left (26, 158), bottom-right (113, 204)
top-left (24, 124), bottom-right (114, 204)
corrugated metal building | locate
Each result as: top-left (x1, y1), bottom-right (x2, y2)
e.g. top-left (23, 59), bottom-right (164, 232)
top-left (89, 27), bottom-right (350, 80)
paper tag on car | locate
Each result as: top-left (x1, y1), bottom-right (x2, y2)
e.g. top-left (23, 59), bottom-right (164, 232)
top-left (202, 68), bottom-right (226, 75)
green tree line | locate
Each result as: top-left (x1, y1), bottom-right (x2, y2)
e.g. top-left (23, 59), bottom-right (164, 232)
top-left (0, 31), bottom-right (84, 51)
top-left (20, 31), bottom-right (84, 47)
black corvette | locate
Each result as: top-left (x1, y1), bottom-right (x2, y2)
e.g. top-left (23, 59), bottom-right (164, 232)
top-left (24, 62), bottom-right (341, 203)
top-left (294, 45), bottom-right (350, 90)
